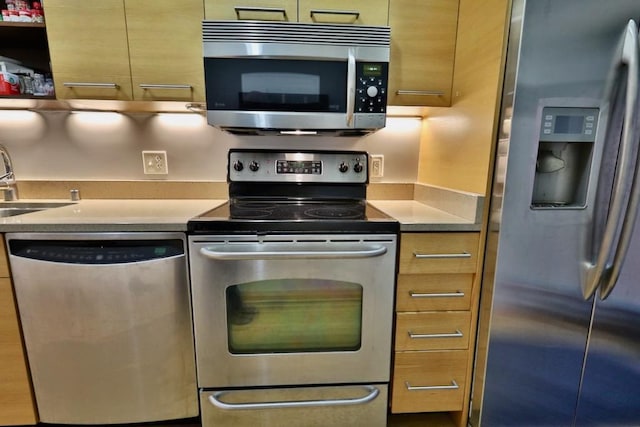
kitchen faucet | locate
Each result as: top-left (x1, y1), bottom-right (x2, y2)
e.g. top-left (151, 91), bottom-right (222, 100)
top-left (0, 145), bottom-right (18, 201)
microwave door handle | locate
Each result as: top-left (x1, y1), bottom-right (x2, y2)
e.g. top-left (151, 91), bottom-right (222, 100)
top-left (346, 48), bottom-right (356, 127)
top-left (582, 19), bottom-right (640, 299)
top-left (600, 21), bottom-right (640, 300)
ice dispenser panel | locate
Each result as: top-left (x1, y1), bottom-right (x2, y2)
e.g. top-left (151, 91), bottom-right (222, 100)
top-left (531, 107), bottom-right (598, 208)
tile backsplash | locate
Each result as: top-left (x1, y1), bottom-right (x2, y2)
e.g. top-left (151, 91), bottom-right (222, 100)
top-left (0, 110), bottom-right (421, 183)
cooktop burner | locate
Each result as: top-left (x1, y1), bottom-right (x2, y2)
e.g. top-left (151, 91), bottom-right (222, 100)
top-left (187, 149), bottom-right (399, 234)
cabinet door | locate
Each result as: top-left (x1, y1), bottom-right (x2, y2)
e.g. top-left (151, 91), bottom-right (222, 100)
top-left (126, 0), bottom-right (205, 102)
top-left (298, 0), bottom-right (389, 25)
top-left (45, 0), bottom-right (133, 100)
top-left (0, 275), bottom-right (37, 425)
top-left (204, 0), bottom-right (296, 21)
top-left (388, 0), bottom-right (458, 107)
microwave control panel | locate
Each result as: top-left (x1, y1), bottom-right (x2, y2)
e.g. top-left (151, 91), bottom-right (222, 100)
top-left (355, 62), bottom-right (388, 114)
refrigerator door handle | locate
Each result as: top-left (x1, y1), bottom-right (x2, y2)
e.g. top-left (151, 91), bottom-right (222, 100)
top-left (599, 24), bottom-right (640, 300)
top-left (583, 19), bottom-right (640, 299)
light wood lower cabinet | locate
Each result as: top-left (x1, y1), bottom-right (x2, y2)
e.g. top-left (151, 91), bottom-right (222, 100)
top-left (392, 350), bottom-right (467, 413)
top-left (0, 237), bottom-right (37, 425)
top-left (391, 232), bottom-right (480, 424)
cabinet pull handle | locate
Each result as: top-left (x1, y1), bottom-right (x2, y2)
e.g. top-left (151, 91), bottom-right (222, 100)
top-left (310, 9), bottom-right (360, 20)
top-left (409, 290), bottom-right (465, 298)
top-left (63, 82), bottom-right (118, 89)
top-left (405, 380), bottom-right (459, 391)
top-left (139, 84), bottom-right (192, 90)
top-left (396, 90), bottom-right (445, 96)
top-left (413, 251), bottom-right (471, 259)
top-left (235, 6), bottom-right (287, 20)
top-left (408, 329), bottom-right (463, 339)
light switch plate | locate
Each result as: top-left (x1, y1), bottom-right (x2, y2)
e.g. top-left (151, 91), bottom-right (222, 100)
top-left (142, 151), bottom-right (168, 175)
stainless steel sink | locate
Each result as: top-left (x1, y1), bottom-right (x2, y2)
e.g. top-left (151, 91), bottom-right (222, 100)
top-left (0, 202), bottom-right (75, 218)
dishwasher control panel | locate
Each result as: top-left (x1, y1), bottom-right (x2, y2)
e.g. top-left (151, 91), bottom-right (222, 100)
top-left (9, 239), bottom-right (184, 264)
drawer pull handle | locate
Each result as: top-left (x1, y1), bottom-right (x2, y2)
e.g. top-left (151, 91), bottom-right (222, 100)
top-left (408, 329), bottom-right (463, 339)
top-left (413, 251), bottom-right (471, 259)
top-left (235, 6), bottom-right (287, 20)
top-left (409, 290), bottom-right (465, 298)
top-left (139, 84), bottom-right (192, 90)
top-left (209, 385), bottom-right (379, 410)
top-left (396, 90), bottom-right (445, 96)
top-left (405, 380), bottom-right (459, 391)
top-left (63, 82), bottom-right (118, 89)
top-left (310, 9), bottom-right (360, 20)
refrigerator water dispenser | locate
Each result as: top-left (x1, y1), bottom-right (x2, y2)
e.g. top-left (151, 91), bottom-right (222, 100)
top-left (531, 107), bottom-right (598, 208)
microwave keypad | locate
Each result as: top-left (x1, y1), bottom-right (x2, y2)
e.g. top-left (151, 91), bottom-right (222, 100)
top-left (355, 62), bottom-right (388, 113)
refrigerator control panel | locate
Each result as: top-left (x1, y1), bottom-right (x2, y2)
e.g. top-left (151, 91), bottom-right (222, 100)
top-left (539, 107), bottom-right (599, 142)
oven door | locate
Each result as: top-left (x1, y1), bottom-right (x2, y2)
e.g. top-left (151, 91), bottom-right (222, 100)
top-left (189, 234), bottom-right (397, 388)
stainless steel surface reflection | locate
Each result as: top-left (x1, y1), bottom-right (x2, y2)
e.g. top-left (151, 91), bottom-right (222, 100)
top-left (7, 232), bottom-right (198, 424)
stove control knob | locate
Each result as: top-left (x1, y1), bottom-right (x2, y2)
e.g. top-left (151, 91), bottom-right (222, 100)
top-left (249, 161), bottom-right (260, 172)
top-left (339, 162), bottom-right (349, 173)
top-left (233, 160), bottom-right (244, 172)
top-left (353, 162), bottom-right (364, 173)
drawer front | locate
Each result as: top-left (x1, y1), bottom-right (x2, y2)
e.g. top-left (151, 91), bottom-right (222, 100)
top-left (391, 350), bottom-right (467, 413)
top-left (396, 273), bottom-right (473, 311)
top-left (395, 311), bottom-right (471, 351)
top-left (201, 384), bottom-right (388, 427)
top-left (399, 233), bottom-right (479, 274)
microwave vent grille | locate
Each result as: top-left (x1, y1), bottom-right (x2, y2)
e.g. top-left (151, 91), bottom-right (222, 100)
top-left (202, 21), bottom-right (390, 47)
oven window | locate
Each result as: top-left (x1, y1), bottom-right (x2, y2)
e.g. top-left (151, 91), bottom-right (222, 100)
top-left (204, 58), bottom-right (347, 112)
top-left (226, 279), bottom-right (362, 354)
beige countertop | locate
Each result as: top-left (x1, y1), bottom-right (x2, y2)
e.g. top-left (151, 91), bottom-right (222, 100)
top-left (0, 196), bottom-right (481, 233)
top-left (369, 200), bottom-right (481, 232)
top-left (0, 199), bottom-right (225, 232)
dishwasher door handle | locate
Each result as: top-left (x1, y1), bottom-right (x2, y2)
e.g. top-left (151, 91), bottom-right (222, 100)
top-left (200, 245), bottom-right (387, 260)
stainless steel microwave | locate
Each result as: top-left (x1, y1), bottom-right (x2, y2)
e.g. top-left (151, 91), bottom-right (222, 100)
top-left (202, 21), bottom-right (390, 135)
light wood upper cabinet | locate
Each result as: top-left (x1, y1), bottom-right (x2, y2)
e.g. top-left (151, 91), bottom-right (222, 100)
top-left (0, 238), bottom-right (38, 426)
top-left (205, 0), bottom-right (388, 25)
top-left (205, 0), bottom-right (297, 21)
top-left (45, 0), bottom-right (205, 102)
top-left (298, 0), bottom-right (389, 25)
top-left (126, 0), bottom-right (205, 102)
top-left (388, 0), bottom-right (459, 107)
top-left (45, 0), bottom-right (132, 100)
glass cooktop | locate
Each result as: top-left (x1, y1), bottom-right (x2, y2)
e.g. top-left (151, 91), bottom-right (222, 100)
top-left (188, 199), bottom-right (398, 234)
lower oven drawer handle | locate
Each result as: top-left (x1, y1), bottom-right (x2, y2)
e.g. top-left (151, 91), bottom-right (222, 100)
top-left (200, 246), bottom-right (387, 260)
top-left (408, 329), bottom-right (463, 339)
top-left (405, 380), bottom-right (459, 391)
top-left (207, 386), bottom-right (379, 410)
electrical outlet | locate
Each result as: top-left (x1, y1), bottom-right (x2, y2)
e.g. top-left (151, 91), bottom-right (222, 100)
top-left (142, 151), bottom-right (168, 175)
top-left (370, 154), bottom-right (384, 178)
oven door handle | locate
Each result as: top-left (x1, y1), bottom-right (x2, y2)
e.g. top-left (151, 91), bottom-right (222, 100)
top-left (207, 385), bottom-right (379, 410)
top-left (199, 245), bottom-right (387, 260)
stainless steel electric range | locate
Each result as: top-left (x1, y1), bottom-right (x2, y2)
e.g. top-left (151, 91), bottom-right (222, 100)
top-left (188, 149), bottom-right (398, 427)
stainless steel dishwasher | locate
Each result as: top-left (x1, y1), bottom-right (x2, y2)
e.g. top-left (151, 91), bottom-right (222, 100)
top-left (7, 232), bottom-right (198, 424)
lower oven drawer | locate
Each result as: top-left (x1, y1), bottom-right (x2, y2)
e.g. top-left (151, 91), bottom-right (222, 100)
top-left (201, 384), bottom-right (388, 427)
top-left (391, 350), bottom-right (467, 413)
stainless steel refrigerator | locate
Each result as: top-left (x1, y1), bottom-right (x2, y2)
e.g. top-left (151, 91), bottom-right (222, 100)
top-left (472, 0), bottom-right (640, 425)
